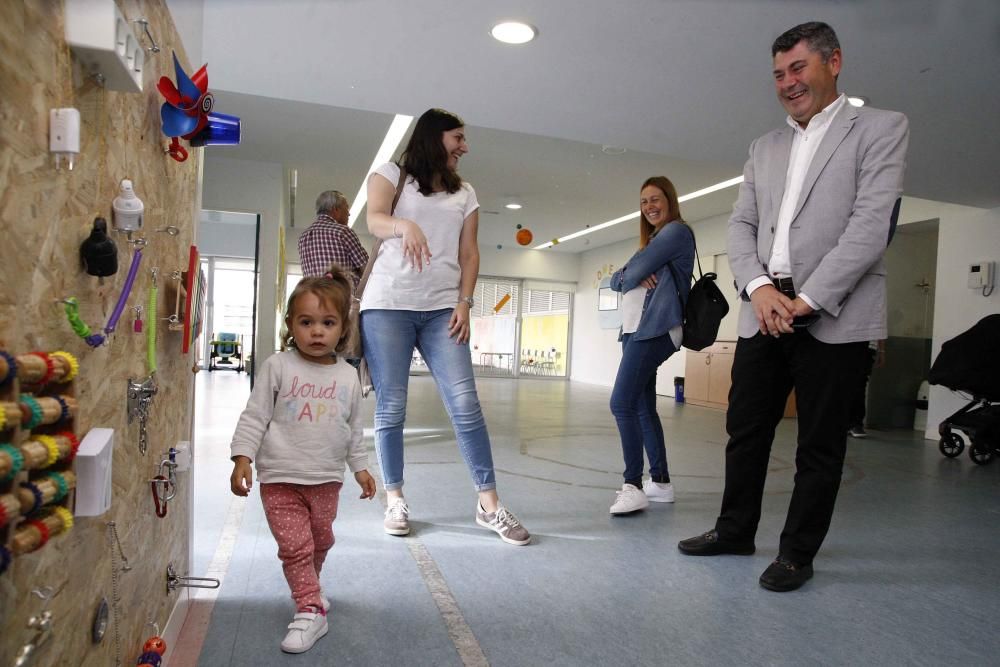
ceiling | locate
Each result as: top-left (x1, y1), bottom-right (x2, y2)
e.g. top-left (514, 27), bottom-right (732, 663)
top-left (191, 0), bottom-right (1000, 254)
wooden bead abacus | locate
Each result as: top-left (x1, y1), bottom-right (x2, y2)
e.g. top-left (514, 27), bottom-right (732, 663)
top-left (0, 348), bottom-right (79, 576)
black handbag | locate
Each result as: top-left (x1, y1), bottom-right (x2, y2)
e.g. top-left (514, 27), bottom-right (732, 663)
top-left (667, 226), bottom-right (730, 351)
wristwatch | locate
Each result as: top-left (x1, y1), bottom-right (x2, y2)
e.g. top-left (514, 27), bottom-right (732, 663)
top-left (459, 296), bottom-right (474, 307)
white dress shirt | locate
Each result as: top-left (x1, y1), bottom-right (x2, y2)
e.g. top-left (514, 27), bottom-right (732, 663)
top-left (747, 93), bottom-right (847, 310)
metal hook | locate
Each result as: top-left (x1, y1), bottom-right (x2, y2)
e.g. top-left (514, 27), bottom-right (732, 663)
top-left (156, 226), bottom-right (180, 236)
top-left (132, 19), bottom-right (161, 53)
top-left (30, 588), bottom-right (54, 606)
top-left (166, 563), bottom-right (220, 593)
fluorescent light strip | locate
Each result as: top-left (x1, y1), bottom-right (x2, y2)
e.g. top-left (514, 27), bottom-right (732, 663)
top-left (533, 175), bottom-right (745, 249)
top-left (348, 114), bottom-right (414, 228)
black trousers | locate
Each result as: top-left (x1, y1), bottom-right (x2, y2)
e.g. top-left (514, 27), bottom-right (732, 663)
top-left (714, 331), bottom-right (869, 565)
top-left (848, 346), bottom-right (877, 428)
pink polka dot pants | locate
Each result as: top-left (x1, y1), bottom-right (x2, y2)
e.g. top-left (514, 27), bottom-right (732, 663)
top-left (260, 481), bottom-right (343, 612)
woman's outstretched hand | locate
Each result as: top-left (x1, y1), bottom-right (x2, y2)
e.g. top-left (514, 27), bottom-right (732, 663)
top-left (397, 219), bottom-right (432, 272)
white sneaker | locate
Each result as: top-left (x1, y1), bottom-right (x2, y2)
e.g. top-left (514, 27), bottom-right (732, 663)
top-left (642, 479), bottom-right (675, 503)
top-left (280, 611), bottom-right (328, 653)
top-left (384, 497), bottom-right (410, 536)
top-left (610, 484), bottom-right (649, 514)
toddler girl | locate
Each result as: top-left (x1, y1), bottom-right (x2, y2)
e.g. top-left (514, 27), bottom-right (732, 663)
top-left (230, 266), bottom-right (376, 653)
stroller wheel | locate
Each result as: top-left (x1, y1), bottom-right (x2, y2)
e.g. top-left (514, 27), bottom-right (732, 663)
top-left (969, 441), bottom-right (994, 466)
top-left (939, 433), bottom-right (964, 458)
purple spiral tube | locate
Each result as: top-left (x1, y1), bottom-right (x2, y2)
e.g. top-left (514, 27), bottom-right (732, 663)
top-left (104, 248), bottom-right (143, 335)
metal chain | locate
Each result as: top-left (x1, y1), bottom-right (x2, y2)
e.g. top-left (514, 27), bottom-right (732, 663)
top-left (106, 522), bottom-right (131, 667)
top-left (138, 398), bottom-right (150, 455)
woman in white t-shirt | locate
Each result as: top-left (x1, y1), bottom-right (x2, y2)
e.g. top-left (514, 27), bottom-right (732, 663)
top-left (360, 108), bottom-right (530, 546)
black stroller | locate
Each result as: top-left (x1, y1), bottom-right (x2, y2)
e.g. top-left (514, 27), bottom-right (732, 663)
top-left (929, 314), bottom-right (1000, 465)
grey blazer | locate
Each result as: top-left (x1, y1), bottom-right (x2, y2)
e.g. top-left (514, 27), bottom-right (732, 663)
top-left (727, 102), bottom-right (909, 344)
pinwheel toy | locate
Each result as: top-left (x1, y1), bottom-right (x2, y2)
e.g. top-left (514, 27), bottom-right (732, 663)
top-left (158, 52), bottom-right (241, 162)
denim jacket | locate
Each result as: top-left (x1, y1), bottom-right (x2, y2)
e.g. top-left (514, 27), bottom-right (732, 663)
top-left (610, 221), bottom-right (695, 343)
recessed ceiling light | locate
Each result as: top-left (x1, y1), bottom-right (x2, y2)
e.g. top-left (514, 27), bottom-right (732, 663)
top-left (505, 203), bottom-right (523, 210)
top-left (601, 145), bottom-right (626, 155)
top-left (848, 95), bottom-right (868, 107)
top-left (491, 21), bottom-right (536, 45)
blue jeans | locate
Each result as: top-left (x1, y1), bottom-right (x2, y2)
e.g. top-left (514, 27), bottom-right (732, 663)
top-left (360, 308), bottom-right (496, 492)
top-left (610, 333), bottom-right (677, 487)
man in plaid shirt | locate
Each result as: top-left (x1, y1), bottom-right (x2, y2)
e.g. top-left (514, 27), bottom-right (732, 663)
top-left (297, 190), bottom-right (369, 287)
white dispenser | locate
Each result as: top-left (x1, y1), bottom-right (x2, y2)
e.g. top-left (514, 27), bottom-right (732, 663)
top-left (74, 428), bottom-right (114, 517)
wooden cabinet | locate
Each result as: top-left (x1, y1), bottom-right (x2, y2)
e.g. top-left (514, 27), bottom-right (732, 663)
top-left (684, 341), bottom-right (736, 410)
top-left (684, 340), bottom-right (795, 416)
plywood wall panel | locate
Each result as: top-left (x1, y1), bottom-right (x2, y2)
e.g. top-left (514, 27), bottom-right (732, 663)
top-left (0, 1), bottom-right (201, 664)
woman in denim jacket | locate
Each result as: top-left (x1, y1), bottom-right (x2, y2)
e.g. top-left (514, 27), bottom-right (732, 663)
top-left (608, 176), bottom-right (695, 514)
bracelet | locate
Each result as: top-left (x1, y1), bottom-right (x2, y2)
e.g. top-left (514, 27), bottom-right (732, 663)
top-left (50, 351), bottom-right (79, 383)
top-left (26, 518), bottom-right (50, 549)
top-left (59, 432), bottom-right (80, 463)
top-left (47, 472), bottom-right (69, 502)
top-left (0, 351), bottom-right (16, 387)
top-left (52, 506), bottom-right (74, 532)
top-left (20, 395), bottom-right (43, 430)
top-left (392, 222), bottom-right (402, 238)
top-left (20, 481), bottom-right (43, 514)
top-left (35, 435), bottom-right (60, 467)
top-left (54, 396), bottom-right (70, 423)
top-left (0, 443), bottom-right (24, 483)
top-left (29, 352), bottom-right (56, 385)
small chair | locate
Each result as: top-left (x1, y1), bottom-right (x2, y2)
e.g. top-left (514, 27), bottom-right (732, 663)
top-left (209, 332), bottom-right (244, 372)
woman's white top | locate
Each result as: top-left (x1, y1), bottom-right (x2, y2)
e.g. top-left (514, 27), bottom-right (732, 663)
top-left (360, 162), bottom-right (480, 312)
top-left (621, 286), bottom-right (683, 348)
top-left (621, 287), bottom-right (648, 334)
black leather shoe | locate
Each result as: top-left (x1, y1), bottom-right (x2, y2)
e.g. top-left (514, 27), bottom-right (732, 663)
top-left (759, 557), bottom-right (814, 592)
top-left (677, 530), bottom-right (755, 556)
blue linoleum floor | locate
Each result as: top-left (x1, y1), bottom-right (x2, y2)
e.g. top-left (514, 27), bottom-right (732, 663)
top-left (189, 371), bottom-right (1000, 666)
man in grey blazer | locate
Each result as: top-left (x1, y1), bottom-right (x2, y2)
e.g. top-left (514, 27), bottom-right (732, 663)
top-left (678, 22), bottom-right (908, 591)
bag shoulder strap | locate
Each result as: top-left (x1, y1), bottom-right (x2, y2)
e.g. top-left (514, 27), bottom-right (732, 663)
top-left (355, 167), bottom-right (407, 299)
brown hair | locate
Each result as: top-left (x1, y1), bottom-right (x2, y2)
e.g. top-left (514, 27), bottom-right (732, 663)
top-left (639, 176), bottom-right (684, 248)
top-left (281, 264), bottom-right (355, 356)
top-left (399, 108), bottom-right (465, 196)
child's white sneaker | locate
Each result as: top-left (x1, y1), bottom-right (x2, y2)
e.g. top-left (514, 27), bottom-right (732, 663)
top-left (281, 611), bottom-right (328, 653)
top-left (642, 479), bottom-right (675, 503)
top-left (610, 484), bottom-right (649, 514)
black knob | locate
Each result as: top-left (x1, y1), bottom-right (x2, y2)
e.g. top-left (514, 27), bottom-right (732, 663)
top-left (80, 217), bottom-right (118, 277)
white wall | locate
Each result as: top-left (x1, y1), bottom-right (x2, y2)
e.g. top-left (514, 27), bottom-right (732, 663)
top-left (201, 156), bottom-right (285, 365)
top-left (166, 0), bottom-right (204, 67)
top-left (570, 213), bottom-right (730, 393)
top-left (926, 206), bottom-right (1000, 440)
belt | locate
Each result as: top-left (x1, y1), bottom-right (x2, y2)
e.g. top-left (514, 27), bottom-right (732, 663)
top-left (771, 277), bottom-right (795, 295)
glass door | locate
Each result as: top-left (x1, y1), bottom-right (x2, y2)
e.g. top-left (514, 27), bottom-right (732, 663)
top-left (469, 278), bottom-right (520, 377)
top-left (519, 286), bottom-right (571, 378)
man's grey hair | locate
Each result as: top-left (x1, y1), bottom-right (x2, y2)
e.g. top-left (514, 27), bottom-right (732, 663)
top-left (316, 190), bottom-right (348, 216)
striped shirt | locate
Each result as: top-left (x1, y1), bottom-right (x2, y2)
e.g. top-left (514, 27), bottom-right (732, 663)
top-left (297, 215), bottom-right (369, 287)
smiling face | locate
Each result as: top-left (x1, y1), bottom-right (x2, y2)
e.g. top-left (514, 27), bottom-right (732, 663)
top-left (288, 291), bottom-right (343, 364)
top-left (773, 39), bottom-right (841, 127)
top-left (640, 185), bottom-right (670, 229)
top-left (442, 127), bottom-right (468, 170)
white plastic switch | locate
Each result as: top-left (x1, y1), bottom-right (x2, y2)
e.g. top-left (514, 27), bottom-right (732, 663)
top-left (50, 108), bottom-right (81, 170)
top-left (74, 428), bottom-right (114, 517)
top-left (64, 0), bottom-right (144, 93)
